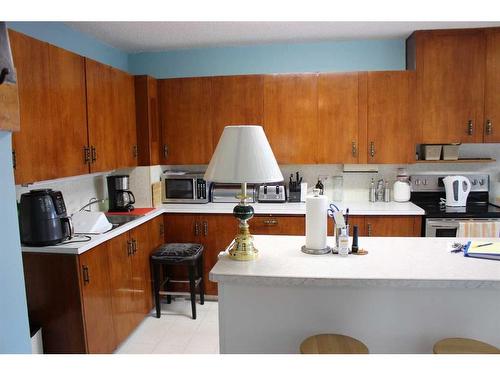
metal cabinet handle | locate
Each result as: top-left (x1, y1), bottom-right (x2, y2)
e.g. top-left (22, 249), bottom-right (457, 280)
top-left (132, 145), bottom-right (138, 158)
top-left (83, 146), bottom-right (90, 164)
top-left (194, 222), bottom-right (200, 236)
top-left (127, 240), bottom-right (132, 256)
top-left (82, 265), bottom-right (90, 285)
top-left (91, 146), bottom-right (97, 163)
top-left (369, 142), bottom-right (375, 158)
top-left (163, 145), bottom-right (169, 160)
top-left (132, 238), bottom-right (137, 255)
top-left (203, 221), bottom-right (208, 236)
top-left (486, 120), bottom-right (492, 135)
top-left (467, 120), bottom-right (473, 136)
top-left (263, 219), bottom-right (278, 225)
top-left (159, 223), bottom-right (164, 237)
top-left (351, 141), bottom-right (357, 157)
top-left (367, 223), bottom-right (372, 237)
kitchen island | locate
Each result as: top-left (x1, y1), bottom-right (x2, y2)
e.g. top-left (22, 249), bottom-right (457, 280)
top-left (210, 235), bottom-right (500, 354)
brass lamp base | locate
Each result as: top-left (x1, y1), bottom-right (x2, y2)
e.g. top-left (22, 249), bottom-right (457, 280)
top-left (228, 183), bottom-right (258, 261)
top-left (228, 220), bottom-right (258, 261)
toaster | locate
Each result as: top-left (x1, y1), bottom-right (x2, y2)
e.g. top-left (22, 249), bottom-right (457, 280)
top-left (257, 184), bottom-right (286, 203)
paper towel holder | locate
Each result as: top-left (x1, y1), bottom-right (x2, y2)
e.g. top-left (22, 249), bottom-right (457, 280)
top-left (301, 245), bottom-right (332, 255)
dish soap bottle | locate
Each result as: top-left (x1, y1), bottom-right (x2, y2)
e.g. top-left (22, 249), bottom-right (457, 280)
top-left (338, 228), bottom-right (349, 257)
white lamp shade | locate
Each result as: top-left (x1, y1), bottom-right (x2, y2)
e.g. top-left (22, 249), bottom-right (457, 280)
top-left (204, 125), bottom-right (283, 183)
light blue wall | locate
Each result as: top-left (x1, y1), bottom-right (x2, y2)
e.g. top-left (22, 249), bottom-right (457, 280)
top-left (7, 22), bottom-right (129, 71)
top-left (0, 131), bottom-right (31, 353)
top-left (128, 39), bottom-right (406, 78)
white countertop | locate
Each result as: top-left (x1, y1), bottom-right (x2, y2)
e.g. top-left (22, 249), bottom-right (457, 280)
top-left (21, 208), bottom-right (165, 255)
top-left (161, 200), bottom-right (425, 216)
top-left (210, 235), bottom-right (500, 288)
top-left (21, 200), bottom-right (424, 255)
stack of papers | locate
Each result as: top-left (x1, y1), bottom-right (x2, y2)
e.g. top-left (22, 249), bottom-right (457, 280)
top-left (464, 241), bottom-right (500, 261)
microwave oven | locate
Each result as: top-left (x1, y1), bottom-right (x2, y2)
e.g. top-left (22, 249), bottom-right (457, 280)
top-left (161, 172), bottom-right (210, 203)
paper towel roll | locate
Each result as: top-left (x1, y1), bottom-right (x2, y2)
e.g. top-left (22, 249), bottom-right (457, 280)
top-left (305, 191), bottom-right (328, 250)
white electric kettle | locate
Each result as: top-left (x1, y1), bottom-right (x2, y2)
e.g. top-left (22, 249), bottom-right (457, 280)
top-left (443, 175), bottom-right (471, 207)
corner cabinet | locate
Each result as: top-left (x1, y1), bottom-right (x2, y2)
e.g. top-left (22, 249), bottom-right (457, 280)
top-left (22, 216), bottom-right (165, 353)
top-left (484, 29), bottom-right (500, 142)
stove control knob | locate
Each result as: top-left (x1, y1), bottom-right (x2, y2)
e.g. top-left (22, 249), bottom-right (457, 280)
top-left (479, 179), bottom-right (485, 186)
top-left (414, 179), bottom-right (420, 185)
top-left (472, 179), bottom-right (478, 185)
top-left (422, 179), bottom-right (428, 185)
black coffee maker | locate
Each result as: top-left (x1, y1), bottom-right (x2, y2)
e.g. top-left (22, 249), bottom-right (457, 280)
top-left (19, 189), bottom-right (73, 246)
top-left (107, 175), bottom-right (135, 212)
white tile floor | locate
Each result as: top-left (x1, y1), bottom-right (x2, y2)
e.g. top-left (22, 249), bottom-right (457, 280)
top-left (115, 298), bottom-right (219, 354)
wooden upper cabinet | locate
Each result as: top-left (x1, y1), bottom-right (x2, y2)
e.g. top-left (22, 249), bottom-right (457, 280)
top-left (159, 77), bottom-right (213, 164)
top-left (86, 59), bottom-right (137, 172)
top-left (367, 71), bottom-right (416, 164)
top-left (78, 242), bottom-right (116, 354)
top-left (9, 30), bottom-right (53, 183)
top-left (47, 44), bottom-right (89, 178)
top-left (408, 30), bottom-right (486, 143)
top-left (318, 72), bottom-right (363, 163)
top-left (135, 75), bottom-right (160, 165)
top-left (264, 74), bottom-right (318, 164)
top-left (111, 67), bottom-right (137, 168)
top-left (9, 31), bottom-right (88, 184)
top-left (211, 75), bottom-right (264, 146)
top-left (484, 29), bottom-right (500, 142)
top-left (85, 58), bottom-right (116, 172)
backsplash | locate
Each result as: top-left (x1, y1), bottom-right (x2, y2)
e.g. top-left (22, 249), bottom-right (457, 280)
top-left (15, 144), bottom-right (500, 211)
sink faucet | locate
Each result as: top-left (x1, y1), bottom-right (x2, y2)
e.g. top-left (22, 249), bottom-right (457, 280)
top-left (376, 179), bottom-right (385, 202)
top-left (78, 198), bottom-right (105, 212)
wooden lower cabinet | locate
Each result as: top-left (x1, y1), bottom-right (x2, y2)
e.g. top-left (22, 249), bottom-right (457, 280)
top-left (79, 242), bottom-right (116, 353)
top-left (364, 216), bottom-right (422, 237)
top-left (22, 216), bottom-right (165, 353)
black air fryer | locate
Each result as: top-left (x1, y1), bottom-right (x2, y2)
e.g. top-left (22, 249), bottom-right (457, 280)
top-left (19, 189), bottom-right (73, 246)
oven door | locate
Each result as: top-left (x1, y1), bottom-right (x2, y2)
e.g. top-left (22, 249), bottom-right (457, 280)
top-left (425, 219), bottom-right (460, 237)
top-left (162, 177), bottom-right (195, 202)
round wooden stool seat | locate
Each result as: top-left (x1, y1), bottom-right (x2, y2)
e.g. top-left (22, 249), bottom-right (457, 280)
top-left (433, 338), bottom-right (500, 354)
top-left (300, 334), bottom-right (369, 354)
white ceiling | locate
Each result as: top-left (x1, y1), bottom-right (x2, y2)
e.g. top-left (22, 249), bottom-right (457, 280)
top-left (67, 21), bottom-right (500, 53)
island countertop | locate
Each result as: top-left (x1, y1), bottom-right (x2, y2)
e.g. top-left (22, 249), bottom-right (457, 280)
top-left (210, 235), bottom-right (500, 288)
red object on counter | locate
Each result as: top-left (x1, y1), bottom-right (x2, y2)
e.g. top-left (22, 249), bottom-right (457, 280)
top-left (106, 208), bottom-right (156, 216)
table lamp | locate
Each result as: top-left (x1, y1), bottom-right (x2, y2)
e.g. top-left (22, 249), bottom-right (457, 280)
top-left (204, 125), bottom-right (283, 261)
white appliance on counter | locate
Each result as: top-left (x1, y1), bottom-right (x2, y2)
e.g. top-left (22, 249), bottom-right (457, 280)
top-left (443, 175), bottom-right (471, 207)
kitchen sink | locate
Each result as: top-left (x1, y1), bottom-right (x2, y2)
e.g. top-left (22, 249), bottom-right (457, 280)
top-left (105, 214), bottom-right (144, 228)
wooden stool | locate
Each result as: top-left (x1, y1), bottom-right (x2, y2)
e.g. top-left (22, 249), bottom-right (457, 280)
top-left (300, 334), bottom-right (369, 354)
top-left (151, 243), bottom-right (205, 320)
top-left (433, 338), bottom-right (500, 354)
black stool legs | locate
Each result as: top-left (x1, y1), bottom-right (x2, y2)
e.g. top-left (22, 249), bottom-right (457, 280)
top-left (188, 264), bottom-right (197, 319)
top-left (198, 253), bottom-right (205, 305)
top-left (153, 261), bottom-right (162, 319)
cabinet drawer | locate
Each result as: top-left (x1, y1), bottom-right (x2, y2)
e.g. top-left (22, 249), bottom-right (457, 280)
top-left (251, 215), bottom-right (304, 235)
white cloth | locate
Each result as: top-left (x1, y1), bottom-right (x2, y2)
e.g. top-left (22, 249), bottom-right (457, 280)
top-left (457, 221), bottom-right (500, 238)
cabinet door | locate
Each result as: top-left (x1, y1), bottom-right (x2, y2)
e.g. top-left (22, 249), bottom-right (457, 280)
top-left (86, 58), bottom-right (117, 172)
top-left (9, 30), bottom-right (53, 183)
top-left (367, 71), bottom-right (415, 164)
top-left (107, 232), bottom-right (136, 344)
top-left (485, 30), bottom-right (500, 142)
top-left (130, 223), bottom-right (154, 315)
top-left (365, 216), bottom-right (421, 237)
top-left (79, 242), bottom-right (116, 353)
top-left (264, 74), bottom-right (318, 164)
top-left (111, 66), bottom-right (137, 168)
top-left (416, 31), bottom-right (485, 143)
top-left (159, 77), bottom-right (213, 164)
top-left (211, 75), bottom-right (264, 145)
top-left (135, 75), bottom-right (160, 165)
top-left (318, 73), bottom-right (362, 163)
top-left (47, 44), bottom-right (89, 178)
